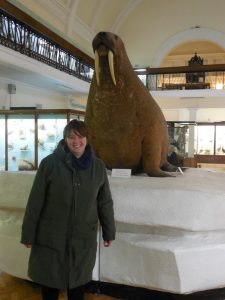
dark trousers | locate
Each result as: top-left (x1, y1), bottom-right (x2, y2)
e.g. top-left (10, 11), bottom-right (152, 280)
top-left (41, 284), bottom-right (85, 300)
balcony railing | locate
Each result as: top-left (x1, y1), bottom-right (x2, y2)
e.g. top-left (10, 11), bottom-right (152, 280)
top-left (136, 65), bottom-right (225, 91)
top-left (0, 8), bottom-right (94, 83)
top-left (1, 4), bottom-right (225, 91)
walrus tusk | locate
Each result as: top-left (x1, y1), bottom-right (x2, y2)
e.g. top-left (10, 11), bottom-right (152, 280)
top-left (108, 50), bottom-right (116, 86)
top-left (95, 50), bottom-right (100, 86)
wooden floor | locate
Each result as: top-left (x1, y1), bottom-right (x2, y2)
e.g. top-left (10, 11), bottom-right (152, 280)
top-left (0, 273), bottom-right (119, 300)
top-left (2, 273), bottom-right (225, 300)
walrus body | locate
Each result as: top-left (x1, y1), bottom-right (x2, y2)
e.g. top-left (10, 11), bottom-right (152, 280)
top-left (85, 32), bottom-right (175, 177)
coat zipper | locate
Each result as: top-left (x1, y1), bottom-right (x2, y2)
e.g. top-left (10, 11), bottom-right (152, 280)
top-left (68, 170), bottom-right (80, 288)
top-left (72, 170), bottom-right (80, 217)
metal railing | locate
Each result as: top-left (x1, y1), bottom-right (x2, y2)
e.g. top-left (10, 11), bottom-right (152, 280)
top-left (0, 9), bottom-right (94, 82)
top-left (136, 65), bottom-right (225, 91)
top-left (2, 8), bottom-right (225, 91)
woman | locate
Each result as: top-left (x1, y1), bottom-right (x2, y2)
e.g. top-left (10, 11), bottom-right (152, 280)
top-left (21, 119), bottom-right (115, 300)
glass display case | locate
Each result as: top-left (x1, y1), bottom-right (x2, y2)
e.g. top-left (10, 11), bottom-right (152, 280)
top-left (195, 125), bottom-right (215, 155)
top-left (194, 123), bottom-right (225, 167)
top-left (216, 125), bottom-right (225, 155)
top-left (167, 122), bottom-right (189, 156)
top-left (7, 115), bottom-right (35, 171)
top-left (38, 114), bottom-right (67, 165)
top-left (194, 124), bottom-right (225, 156)
top-left (0, 109), bottom-right (85, 170)
top-left (1, 110), bottom-right (224, 170)
top-left (70, 113), bottom-right (85, 121)
top-left (0, 115), bottom-right (5, 171)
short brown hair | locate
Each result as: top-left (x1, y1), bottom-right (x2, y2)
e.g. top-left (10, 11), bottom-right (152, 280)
top-left (63, 119), bottom-right (88, 139)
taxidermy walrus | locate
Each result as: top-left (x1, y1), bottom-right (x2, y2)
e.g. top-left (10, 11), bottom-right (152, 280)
top-left (85, 32), bottom-right (176, 177)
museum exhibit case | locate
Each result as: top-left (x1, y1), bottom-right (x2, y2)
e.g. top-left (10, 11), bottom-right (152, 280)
top-left (37, 114), bottom-right (67, 165)
top-left (216, 125), bottom-right (225, 155)
top-left (194, 124), bottom-right (215, 155)
top-left (1, 111), bottom-right (224, 171)
top-left (194, 123), bottom-right (225, 155)
top-left (0, 109), bottom-right (85, 171)
top-left (7, 114), bottom-right (35, 171)
top-left (70, 112), bottom-right (85, 121)
top-left (167, 122), bottom-right (225, 168)
top-left (167, 122), bottom-right (189, 156)
top-left (194, 123), bottom-right (225, 169)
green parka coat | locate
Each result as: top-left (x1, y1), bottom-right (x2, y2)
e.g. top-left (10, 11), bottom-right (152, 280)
top-left (21, 140), bottom-right (115, 289)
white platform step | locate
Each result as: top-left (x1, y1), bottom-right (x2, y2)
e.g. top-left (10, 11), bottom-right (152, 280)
top-left (100, 231), bottom-right (225, 294)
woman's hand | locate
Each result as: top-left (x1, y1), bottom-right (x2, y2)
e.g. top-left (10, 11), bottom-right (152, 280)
top-left (103, 240), bottom-right (113, 247)
top-left (24, 244), bottom-right (32, 248)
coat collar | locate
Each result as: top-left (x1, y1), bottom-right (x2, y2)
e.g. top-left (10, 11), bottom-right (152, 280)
top-left (54, 139), bottom-right (93, 170)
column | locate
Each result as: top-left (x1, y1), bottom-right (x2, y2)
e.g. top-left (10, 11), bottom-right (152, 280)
top-left (188, 108), bottom-right (197, 158)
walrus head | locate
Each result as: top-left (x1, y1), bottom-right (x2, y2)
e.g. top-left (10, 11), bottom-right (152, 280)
top-left (92, 32), bottom-right (123, 87)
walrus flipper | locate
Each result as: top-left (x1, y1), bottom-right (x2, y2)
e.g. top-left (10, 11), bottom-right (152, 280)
top-left (161, 162), bottom-right (178, 172)
top-left (146, 169), bottom-right (174, 177)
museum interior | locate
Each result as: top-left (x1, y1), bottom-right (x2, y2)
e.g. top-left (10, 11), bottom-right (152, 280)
top-left (1, 0), bottom-right (225, 299)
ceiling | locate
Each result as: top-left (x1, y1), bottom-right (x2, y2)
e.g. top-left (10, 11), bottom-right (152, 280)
top-left (169, 41), bottom-right (225, 56)
top-left (7, 0), bottom-right (225, 65)
top-left (1, 0), bottom-right (225, 95)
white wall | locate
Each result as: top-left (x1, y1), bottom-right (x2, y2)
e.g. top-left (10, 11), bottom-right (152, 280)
top-left (0, 79), bottom-right (67, 109)
top-left (0, 45), bottom-right (90, 110)
top-left (162, 109), bottom-right (190, 122)
top-left (162, 107), bottom-right (225, 123)
top-left (162, 108), bottom-right (225, 122)
top-left (152, 89), bottom-right (225, 122)
top-left (196, 108), bottom-right (225, 122)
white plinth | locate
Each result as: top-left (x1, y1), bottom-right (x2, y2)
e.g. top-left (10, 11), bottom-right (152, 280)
top-left (109, 168), bottom-right (225, 231)
top-left (1, 169), bottom-right (225, 294)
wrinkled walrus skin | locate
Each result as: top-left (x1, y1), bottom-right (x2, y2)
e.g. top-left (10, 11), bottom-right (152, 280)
top-left (85, 32), bottom-right (176, 177)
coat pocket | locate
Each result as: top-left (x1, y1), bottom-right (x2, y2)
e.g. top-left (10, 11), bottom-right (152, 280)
top-left (36, 221), bottom-right (67, 250)
top-left (72, 221), bottom-right (98, 246)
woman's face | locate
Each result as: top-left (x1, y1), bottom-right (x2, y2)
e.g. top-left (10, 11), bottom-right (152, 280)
top-left (66, 129), bottom-right (87, 158)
